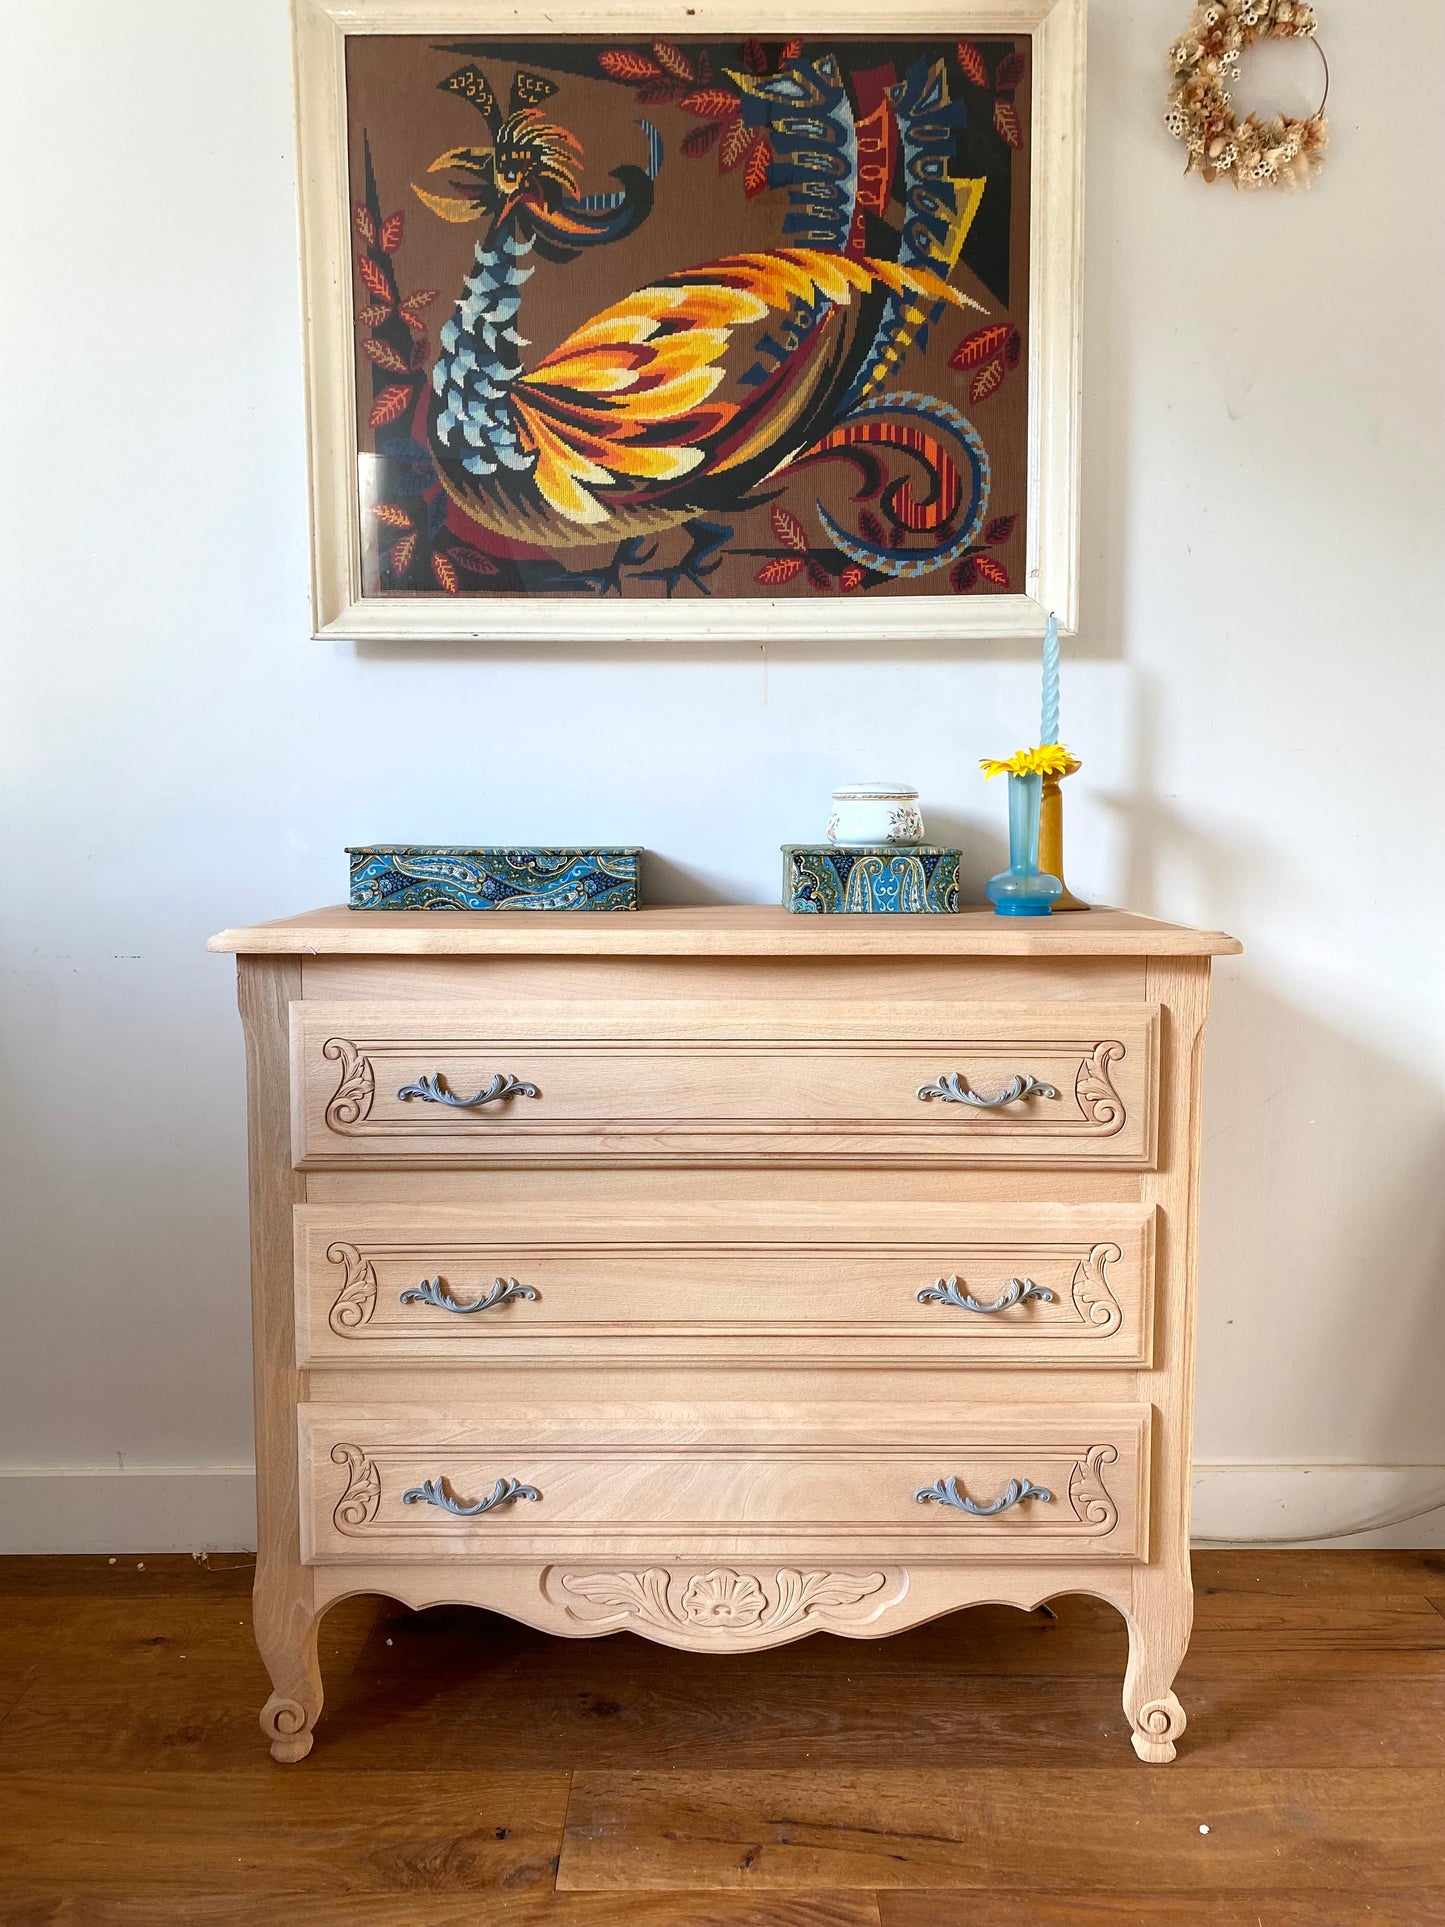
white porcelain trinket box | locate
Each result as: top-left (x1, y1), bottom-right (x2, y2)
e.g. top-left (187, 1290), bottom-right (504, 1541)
top-left (827, 784), bottom-right (924, 847)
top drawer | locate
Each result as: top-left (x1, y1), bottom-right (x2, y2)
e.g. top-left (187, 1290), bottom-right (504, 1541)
top-left (291, 999), bottom-right (1159, 1169)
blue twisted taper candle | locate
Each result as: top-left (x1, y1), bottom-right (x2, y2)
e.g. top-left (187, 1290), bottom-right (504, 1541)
top-left (1040, 612), bottom-right (1060, 746)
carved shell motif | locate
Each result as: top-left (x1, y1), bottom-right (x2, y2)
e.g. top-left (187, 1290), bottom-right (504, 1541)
top-left (323, 1038), bottom-right (375, 1131)
top-left (331, 1444), bottom-right (381, 1533)
top-left (1070, 1244), bottom-right (1123, 1335)
top-left (549, 1566), bottom-right (907, 1644)
top-left (326, 1242), bottom-right (378, 1333)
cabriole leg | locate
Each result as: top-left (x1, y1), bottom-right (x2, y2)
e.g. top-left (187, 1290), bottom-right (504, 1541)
top-left (255, 1588), bottom-right (324, 1763)
top-left (1122, 1584), bottom-right (1192, 1763)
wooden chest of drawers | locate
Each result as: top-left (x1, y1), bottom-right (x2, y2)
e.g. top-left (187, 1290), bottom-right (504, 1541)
top-left (210, 904), bottom-right (1239, 1764)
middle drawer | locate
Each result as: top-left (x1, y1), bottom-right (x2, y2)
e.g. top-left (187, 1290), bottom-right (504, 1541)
top-left (296, 1202), bottom-right (1155, 1367)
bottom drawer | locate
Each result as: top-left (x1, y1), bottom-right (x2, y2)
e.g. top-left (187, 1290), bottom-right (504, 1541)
top-left (300, 1402), bottom-right (1150, 1564)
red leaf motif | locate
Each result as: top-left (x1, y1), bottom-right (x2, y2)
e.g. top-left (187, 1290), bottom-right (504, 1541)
top-left (400, 289), bottom-right (438, 316)
top-left (363, 339), bottom-right (411, 373)
top-left (681, 120), bottom-right (723, 159)
top-left (373, 503), bottom-right (412, 529)
top-left (779, 39), bottom-right (803, 61)
top-left (950, 322), bottom-right (1013, 370)
top-left (951, 557), bottom-right (980, 593)
top-left (995, 98), bottom-right (1024, 149)
top-left (858, 509), bottom-right (886, 546)
top-left (380, 211), bottom-right (405, 252)
top-left (839, 565), bottom-right (866, 593)
top-left (957, 40), bottom-right (989, 87)
top-left (432, 552), bottom-right (460, 595)
top-left (970, 357), bottom-right (1007, 404)
top-left (995, 50), bottom-right (1027, 90)
top-left (985, 513), bottom-right (1018, 545)
top-left (410, 340), bottom-right (431, 369)
top-left (354, 205), bottom-right (377, 245)
top-left (369, 384), bottom-right (414, 427)
top-left (973, 554), bottom-right (1010, 587)
top-left (599, 50), bottom-right (660, 80)
top-left (1005, 324), bottom-right (1023, 369)
top-left (755, 555), bottom-right (804, 586)
top-left (718, 115), bottom-right (752, 173)
top-left (652, 40), bottom-right (695, 81)
top-left (771, 505), bottom-right (809, 554)
top-left (805, 558), bottom-right (832, 592)
top-left (742, 37), bottom-right (768, 75)
top-left (358, 256), bottom-right (391, 301)
top-left (391, 533), bottom-right (417, 572)
top-left (356, 302), bottom-right (392, 328)
top-left (635, 79), bottom-right (688, 104)
top-left (743, 135), bottom-right (773, 198)
top-left (451, 546), bottom-right (500, 576)
top-left (679, 87), bottom-right (739, 119)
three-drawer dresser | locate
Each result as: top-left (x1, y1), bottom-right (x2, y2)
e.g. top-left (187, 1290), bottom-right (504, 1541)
top-left (208, 903), bottom-right (1239, 1764)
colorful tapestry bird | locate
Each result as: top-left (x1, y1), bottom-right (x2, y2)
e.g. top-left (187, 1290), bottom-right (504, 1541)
top-left (406, 51), bottom-right (1004, 594)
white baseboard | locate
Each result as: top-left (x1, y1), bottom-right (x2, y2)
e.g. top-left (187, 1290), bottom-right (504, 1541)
top-left (0, 1467), bottom-right (258, 1554)
top-left (1191, 1462), bottom-right (1445, 1549)
top-left (1, 1462), bottom-right (1442, 1555)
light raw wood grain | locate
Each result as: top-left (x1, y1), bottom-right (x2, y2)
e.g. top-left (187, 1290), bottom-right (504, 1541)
top-left (300, 953), bottom-right (1151, 1005)
top-left (210, 903), bottom-right (1242, 958)
top-left (1120, 958), bottom-right (1211, 1760)
top-left (290, 0), bottom-right (1085, 641)
top-left (220, 903), bottom-right (1234, 1761)
top-left (289, 997), bottom-right (1160, 1170)
top-left (294, 1200), bottom-right (1155, 1367)
top-left (238, 959), bottom-right (321, 1763)
top-left (298, 1400), bottom-right (1150, 1568)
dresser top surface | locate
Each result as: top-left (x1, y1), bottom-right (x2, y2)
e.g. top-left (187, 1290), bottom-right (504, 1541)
top-left (209, 903), bottom-right (1241, 959)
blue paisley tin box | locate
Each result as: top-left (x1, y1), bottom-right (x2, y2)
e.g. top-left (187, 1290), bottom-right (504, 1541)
top-left (782, 844), bottom-right (961, 915)
top-left (347, 846), bottom-right (641, 912)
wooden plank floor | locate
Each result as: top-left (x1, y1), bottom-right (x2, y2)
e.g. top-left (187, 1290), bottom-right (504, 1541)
top-left (1, 1552), bottom-right (1443, 1924)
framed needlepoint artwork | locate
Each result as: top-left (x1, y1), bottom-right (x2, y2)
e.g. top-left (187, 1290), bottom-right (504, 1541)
top-left (291, 0), bottom-right (1085, 641)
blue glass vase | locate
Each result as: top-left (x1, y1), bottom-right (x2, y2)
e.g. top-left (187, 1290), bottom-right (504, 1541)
top-left (987, 772), bottom-right (1062, 917)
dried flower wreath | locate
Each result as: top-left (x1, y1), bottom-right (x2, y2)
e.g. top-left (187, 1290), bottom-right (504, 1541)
top-left (1166, 0), bottom-right (1330, 189)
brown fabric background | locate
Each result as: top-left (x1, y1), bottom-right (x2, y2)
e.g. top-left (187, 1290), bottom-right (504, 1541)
top-left (346, 34), bottom-right (1032, 601)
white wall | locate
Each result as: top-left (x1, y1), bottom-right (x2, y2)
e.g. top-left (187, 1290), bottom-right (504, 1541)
top-left (3, 0), bottom-right (1443, 1551)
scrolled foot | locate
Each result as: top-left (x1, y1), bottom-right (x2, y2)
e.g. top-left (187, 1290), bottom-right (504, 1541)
top-left (1130, 1691), bottom-right (1187, 1764)
top-left (261, 1692), bottom-right (316, 1764)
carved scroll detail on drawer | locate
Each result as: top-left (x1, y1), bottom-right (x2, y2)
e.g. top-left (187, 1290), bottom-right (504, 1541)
top-left (914, 1446), bottom-right (1119, 1534)
top-left (300, 1404), bottom-right (1151, 1564)
top-left (297, 1210), bottom-right (1153, 1366)
top-left (291, 1001), bottom-right (1161, 1170)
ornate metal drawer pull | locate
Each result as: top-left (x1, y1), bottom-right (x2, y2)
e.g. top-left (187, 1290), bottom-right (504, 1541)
top-left (916, 1072), bottom-right (1057, 1108)
top-left (916, 1275), bottom-right (1055, 1315)
top-left (915, 1475), bottom-right (1053, 1515)
top-left (401, 1474), bottom-right (540, 1516)
top-left (400, 1275), bottom-right (537, 1315)
top-left (397, 1071), bottom-right (538, 1108)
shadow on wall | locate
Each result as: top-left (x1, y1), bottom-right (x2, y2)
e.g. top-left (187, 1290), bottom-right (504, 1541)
top-left (641, 813), bottom-right (1011, 909)
top-left (1194, 971), bottom-right (1445, 1469)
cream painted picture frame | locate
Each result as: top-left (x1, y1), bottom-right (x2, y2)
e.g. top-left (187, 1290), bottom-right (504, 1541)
top-left (291, 0), bottom-right (1085, 641)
